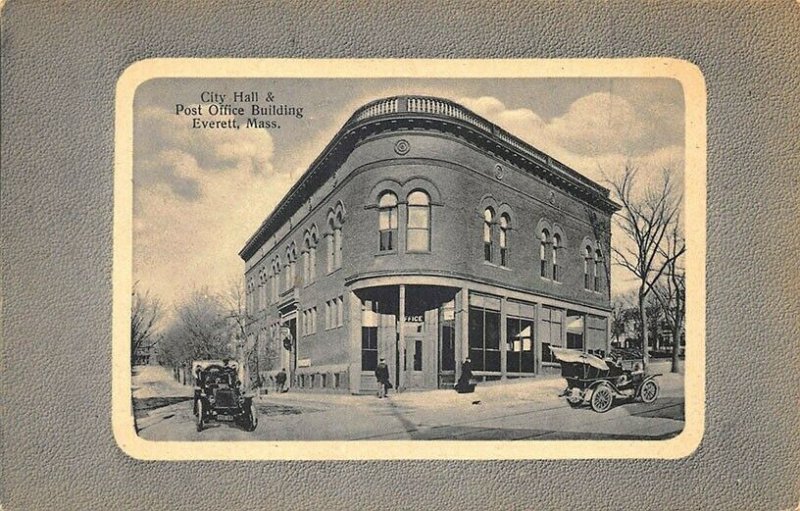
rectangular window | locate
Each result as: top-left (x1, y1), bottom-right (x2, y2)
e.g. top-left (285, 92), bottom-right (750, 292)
top-left (506, 316), bottom-right (535, 373)
top-left (594, 261), bottom-right (602, 292)
top-left (336, 296), bottom-right (344, 327)
top-left (468, 304), bottom-right (501, 372)
top-left (325, 301), bottom-right (331, 330)
top-left (500, 247), bottom-right (508, 267)
top-left (540, 307), bottom-right (564, 364)
top-left (379, 208), bottom-right (397, 251)
top-left (566, 311), bottom-right (584, 350)
top-left (553, 263), bottom-right (560, 282)
top-left (586, 315), bottom-right (607, 355)
top-left (406, 207), bottom-right (430, 252)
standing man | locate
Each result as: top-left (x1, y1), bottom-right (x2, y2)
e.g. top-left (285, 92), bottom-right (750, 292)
top-left (375, 357), bottom-right (390, 398)
top-left (276, 368), bottom-right (288, 393)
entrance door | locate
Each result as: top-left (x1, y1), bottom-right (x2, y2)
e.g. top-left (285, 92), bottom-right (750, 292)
top-left (405, 334), bottom-right (425, 388)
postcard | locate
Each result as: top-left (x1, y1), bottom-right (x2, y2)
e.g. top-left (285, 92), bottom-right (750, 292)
top-left (113, 58), bottom-right (706, 460)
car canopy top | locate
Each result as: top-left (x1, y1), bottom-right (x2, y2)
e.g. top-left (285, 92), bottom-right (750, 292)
top-left (549, 347), bottom-right (610, 371)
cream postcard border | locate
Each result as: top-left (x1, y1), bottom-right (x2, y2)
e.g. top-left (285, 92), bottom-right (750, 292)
top-left (113, 58), bottom-right (706, 461)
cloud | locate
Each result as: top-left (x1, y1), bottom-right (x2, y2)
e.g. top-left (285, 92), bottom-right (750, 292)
top-left (459, 94), bottom-right (684, 185)
top-left (133, 106), bottom-right (293, 312)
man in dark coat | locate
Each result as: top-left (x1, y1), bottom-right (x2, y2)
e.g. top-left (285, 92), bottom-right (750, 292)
top-left (456, 358), bottom-right (474, 393)
top-left (276, 368), bottom-right (287, 393)
top-left (375, 358), bottom-right (390, 398)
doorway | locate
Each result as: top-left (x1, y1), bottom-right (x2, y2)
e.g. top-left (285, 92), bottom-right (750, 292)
top-left (405, 333), bottom-right (425, 388)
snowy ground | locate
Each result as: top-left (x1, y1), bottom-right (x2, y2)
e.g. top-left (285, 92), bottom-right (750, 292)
top-left (132, 362), bottom-right (685, 441)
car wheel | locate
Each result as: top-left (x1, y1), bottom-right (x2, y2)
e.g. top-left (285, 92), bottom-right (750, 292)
top-left (196, 400), bottom-right (204, 432)
top-left (567, 399), bottom-right (583, 408)
top-left (590, 385), bottom-right (614, 413)
top-left (640, 379), bottom-right (659, 404)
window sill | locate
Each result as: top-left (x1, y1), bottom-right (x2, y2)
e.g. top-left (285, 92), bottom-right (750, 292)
top-left (406, 250), bottom-right (432, 255)
top-left (375, 250), bottom-right (397, 257)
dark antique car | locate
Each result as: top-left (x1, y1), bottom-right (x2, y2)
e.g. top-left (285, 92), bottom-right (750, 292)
top-left (192, 360), bottom-right (258, 432)
top-left (550, 347), bottom-right (660, 413)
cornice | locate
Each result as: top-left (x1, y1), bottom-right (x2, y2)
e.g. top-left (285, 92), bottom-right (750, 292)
top-left (240, 95), bottom-right (621, 261)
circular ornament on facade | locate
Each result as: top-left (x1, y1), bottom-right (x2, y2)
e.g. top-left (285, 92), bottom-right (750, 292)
top-left (394, 139), bottom-right (411, 155)
top-left (494, 164), bottom-right (505, 180)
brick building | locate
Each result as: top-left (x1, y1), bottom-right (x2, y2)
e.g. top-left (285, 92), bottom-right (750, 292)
top-left (239, 96), bottom-right (619, 394)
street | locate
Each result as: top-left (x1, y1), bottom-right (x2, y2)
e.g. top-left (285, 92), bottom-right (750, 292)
top-left (132, 364), bottom-right (684, 442)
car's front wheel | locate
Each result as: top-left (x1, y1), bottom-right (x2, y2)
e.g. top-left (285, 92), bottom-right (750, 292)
top-left (196, 400), bottom-right (204, 432)
top-left (590, 385), bottom-right (614, 413)
top-left (640, 379), bottom-right (659, 404)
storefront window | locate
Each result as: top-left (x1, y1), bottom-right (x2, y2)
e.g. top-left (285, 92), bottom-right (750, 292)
top-left (540, 306), bottom-right (564, 364)
top-left (469, 301), bottom-right (501, 372)
top-left (506, 316), bottom-right (535, 373)
top-left (566, 311), bottom-right (585, 350)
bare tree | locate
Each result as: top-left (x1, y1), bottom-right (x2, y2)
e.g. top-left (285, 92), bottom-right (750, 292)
top-left (176, 290), bottom-right (233, 362)
top-left (652, 215), bottom-right (686, 373)
top-left (608, 166), bottom-right (685, 362)
top-left (131, 283), bottom-right (161, 365)
top-left (222, 278), bottom-right (265, 389)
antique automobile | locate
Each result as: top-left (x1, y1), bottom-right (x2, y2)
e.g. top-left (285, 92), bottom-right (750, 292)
top-left (192, 360), bottom-right (258, 432)
top-left (550, 347), bottom-right (660, 413)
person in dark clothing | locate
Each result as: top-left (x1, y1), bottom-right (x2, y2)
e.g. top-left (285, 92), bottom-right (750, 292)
top-left (276, 368), bottom-right (288, 393)
top-left (375, 358), bottom-right (391, 398)
top-left (455, 358), bottom-right (474, 393)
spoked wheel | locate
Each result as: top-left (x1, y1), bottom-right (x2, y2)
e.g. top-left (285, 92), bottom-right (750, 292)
top-left (196, 400), bottom-right (204, 432)
top-left (566, 399), bottom-right (583, 408)
top-left (639, 379), bottom-right (660, 404)
top-left (590, 385), bottom-right (614, 413)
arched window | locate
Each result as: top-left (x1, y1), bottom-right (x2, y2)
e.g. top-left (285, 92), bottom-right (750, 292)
top-left (407, 190), bottom-right (431, 252)
top-left (483, 208), bottom-right (494, 262)
top-left (309, 228), bottom-right (318, 280)
top-left (594, 249), bottom-right (603, 292)
top-left (540, 229), bottom-right (550, 278)
top-left (334, 211), bottom-right (343, 268)
top-left (303, 238), bottom-right (312, 284)
top-left (499, 214), bottom-right (510, 266)
top-left (584, 246), bottom-right (593, 290)
top-left (326, 218), bottom-right (335, 273)
top-left (378, 192), bottom-right (398, 251)
top-left (552, 234), bottom-right (561, 282)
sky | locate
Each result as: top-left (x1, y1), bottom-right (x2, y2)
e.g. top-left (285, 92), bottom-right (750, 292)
top-left (132, 77), bottom-right (685, 315)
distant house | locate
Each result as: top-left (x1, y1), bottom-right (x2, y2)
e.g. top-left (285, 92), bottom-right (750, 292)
top-left (239, 96), bottom-right (620, 394)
